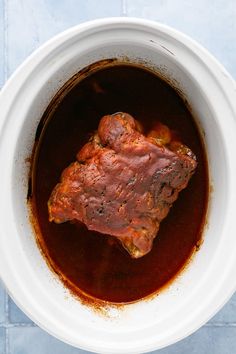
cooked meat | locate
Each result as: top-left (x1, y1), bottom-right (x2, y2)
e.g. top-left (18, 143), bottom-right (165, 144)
top-left (48, 113), bottom-right (197, 258)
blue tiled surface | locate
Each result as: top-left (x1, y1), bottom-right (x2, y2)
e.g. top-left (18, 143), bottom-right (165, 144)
top-left (6, 325), bottom-right (236, 354)
top-left (154, 327), bottom-right (236, 354)
top-left (126, 0), bottom-right (236, 78)
top-left (8, 297), bottom-right (33, 325)
top-left (209, 292), bottom-right (236, 324)
top-left (8, 327), bottom-right (91, 354)
top-left (6, 0), bottom-right (122, 76)
top-left (0, 0), bottom-right (236, 353)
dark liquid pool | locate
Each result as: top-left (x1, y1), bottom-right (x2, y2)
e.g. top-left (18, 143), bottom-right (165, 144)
top-left (31, 63), bottom-right (209, 303)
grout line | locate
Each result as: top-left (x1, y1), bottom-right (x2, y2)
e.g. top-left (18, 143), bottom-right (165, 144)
top-left (121, 0), bottom-right (127, 16)
top-left (5, 293), bottom-right (9, 324)
top-left (4, 291), bottom-right (8, 323)
top-left (204, 323), bottom-right (236, 327)
top-left (3, 0), bottom-right (8, 81)
top-left (3, 290), bottom-right (37, 328)
top-left (4, 287), bottom-right (8, 354)
top-left (4, 328), bottom-right (6, 354)
top-left (0, 323), bottom-right (37, 328)
top-left (5, 291), bottom-right (9, 354)
top-left (5, 327), bottom-right (9, 354)
top-left (2, 322), bottom-right (236, 328)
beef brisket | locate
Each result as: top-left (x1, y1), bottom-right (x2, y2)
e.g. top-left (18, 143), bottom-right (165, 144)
top-left (48, 112), bottom-right (197, 258)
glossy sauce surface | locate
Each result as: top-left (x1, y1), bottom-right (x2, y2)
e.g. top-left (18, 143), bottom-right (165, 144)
top-left (31, 64), bottom-right (208, 303)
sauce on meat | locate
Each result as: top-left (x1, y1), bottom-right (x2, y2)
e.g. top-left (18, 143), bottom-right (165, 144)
top-left (30, 63), bottom-right (209, 303)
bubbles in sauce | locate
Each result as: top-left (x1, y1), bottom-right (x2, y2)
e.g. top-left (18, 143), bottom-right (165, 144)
top-left (30, 63), bottom-right (208, 303)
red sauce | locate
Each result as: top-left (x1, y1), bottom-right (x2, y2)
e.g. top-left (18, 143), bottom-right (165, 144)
top-left (30, 63), bottom-right (209, 303)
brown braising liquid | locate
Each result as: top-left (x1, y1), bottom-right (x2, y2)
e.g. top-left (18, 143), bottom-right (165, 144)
top-left (30, 63), bottom-right (209, 303)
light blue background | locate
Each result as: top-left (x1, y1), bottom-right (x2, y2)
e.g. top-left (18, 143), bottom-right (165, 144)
top-left (0, 1), bottom-right (236, 353)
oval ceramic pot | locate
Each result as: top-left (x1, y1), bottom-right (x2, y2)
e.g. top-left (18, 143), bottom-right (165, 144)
top-left (0, 17), bottom-right (236, 354)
